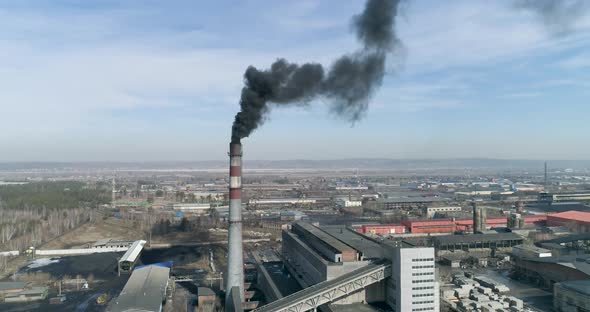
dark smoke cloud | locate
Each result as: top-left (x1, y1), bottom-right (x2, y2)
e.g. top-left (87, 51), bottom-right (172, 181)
top-left (231, 0), bottom-right (401, 143)
top-left (515, 0), bottom-right (589, 36)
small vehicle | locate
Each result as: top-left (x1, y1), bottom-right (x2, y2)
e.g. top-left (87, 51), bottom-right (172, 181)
top-left (96, 293), bottom-right (109, 305)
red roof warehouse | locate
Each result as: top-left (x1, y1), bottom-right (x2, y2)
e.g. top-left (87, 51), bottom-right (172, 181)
top-left (358, 214), bottom-right (547, 235)
top-left (547, 211), bottom-right (590, 232)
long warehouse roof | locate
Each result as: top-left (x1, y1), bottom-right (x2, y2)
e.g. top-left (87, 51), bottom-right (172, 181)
top-left (107, 265), bottom-right (170, 312)
top-left (119, 240), bottom-right (146, 263)
top-left (433, 233), bottom-right (522, 245)
top-left (293, 222), bottom-right (355, 254)
top-left (321, 226), bottom-right (383, 259)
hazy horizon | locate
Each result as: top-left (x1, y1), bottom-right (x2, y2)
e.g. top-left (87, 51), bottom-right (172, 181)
top-left (2, 158), bottom-right (590, 172)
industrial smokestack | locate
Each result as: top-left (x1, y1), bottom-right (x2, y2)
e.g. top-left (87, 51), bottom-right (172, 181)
top-left (472, 201), bottom-right (486, 234)
top-left (544, 161), bottom-right (548, 189)
top-left (226, 142), bottom-right (244, 307)
top-left (226, 0), bottom-right (400, 306)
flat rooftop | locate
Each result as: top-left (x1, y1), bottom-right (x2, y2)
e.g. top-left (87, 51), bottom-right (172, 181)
top-left (292, 222), bottom-right (355, 254)
top-left (433, 233), bottom-right (522, 245)
top-left (321, 226), bottom-right (383, 259)
top-left (380, 196), bottom-right (447, 203)
top-left (543, 232), bottom-right (590, 244)
top-left (558, 280), bottom-right (590, 296)
top-left (517, 253), bottom-right (590, 276)
top-left (550, 210), bottom-right (590, 223)
top-left (108, 265), bottom-right (169, 312)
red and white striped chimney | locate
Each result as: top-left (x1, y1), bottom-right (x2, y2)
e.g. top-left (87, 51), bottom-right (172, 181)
top-left (226, 142), bottom-right (244, 306)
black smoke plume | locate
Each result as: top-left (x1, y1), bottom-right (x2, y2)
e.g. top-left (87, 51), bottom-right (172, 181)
top-left (231, 0), bottom-right (401, 143)
top-left (515, 0), bottom-right (589, 36)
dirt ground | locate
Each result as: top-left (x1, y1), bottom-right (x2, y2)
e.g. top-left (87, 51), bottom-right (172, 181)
top-left (42, 217), bottom-right (145, 249)
top-left (152, 231), bottom-right (225, 244)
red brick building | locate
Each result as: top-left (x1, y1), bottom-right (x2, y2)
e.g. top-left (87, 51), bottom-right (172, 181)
top-left (360, 224), bottom-right (408, 235)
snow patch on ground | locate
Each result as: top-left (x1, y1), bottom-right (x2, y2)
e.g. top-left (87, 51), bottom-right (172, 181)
top-left (27, 257), bottom-right (61, 269)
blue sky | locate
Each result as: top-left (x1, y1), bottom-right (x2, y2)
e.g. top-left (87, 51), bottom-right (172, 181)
top-left (1, 0), bottom-right (590, 161)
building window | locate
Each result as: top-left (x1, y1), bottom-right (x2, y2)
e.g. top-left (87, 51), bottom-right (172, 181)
top-left (412, 279), bottom-right (434, 284)
top-left (412, 258), bottom-right (434, 262)
top-left (412, 272), bottom-right (434, 276)
top-left (412, 286), bottom-right (434, 290)
top-left (412, 300), bottom-right (434, 304)
top-left (412, 265), bottom-right (434, 269)
top-left (412, 293), bottom-right (434, 298)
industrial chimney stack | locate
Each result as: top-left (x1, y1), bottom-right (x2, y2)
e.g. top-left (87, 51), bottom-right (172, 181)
top-left (226, 142), bottom-right (244, 307)
top-left (544, 161), bottom-right (548, 190)
top-left (472, 201), bottom-right (486, 234)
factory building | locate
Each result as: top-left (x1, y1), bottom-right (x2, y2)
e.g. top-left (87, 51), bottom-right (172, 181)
top-left (402, 219), bottom-right (456, 234)
top-left (118, 240), bottom-right (146, 274)
top-left (357, 216), bottom-right (543, 237)
top-left (554, 280), bottom-right (590, 312)
top-left (359, 224), bottom-right (408, 235)
top-left (166, 203), bottom-right (211, 214)
top-left (423, 206), bottom-right (462, 217)
top-left (378, 195), bottom-right (449, 210)
top-left (91, 239), bottom-right (135, 249)
top-left (512, 245), bottom-right (552, 258)
top-left (335, 185), bottom-right (369, 191)
top-left (107, 264), bottom-right (170, 312)
top-left (279, 210), bottom-right (307, 221)
top-left (509, 214), bottom-right (548, 229)
top-left (512, 252), bottom-right (590, 289)
top-left (540, 192), bottom-right (590, 204)
top-left (280, 222), bottom-right (439, 311)
top-left (336, 199), bottom-right (362, 208)
top-left (2, 287), bottom-right (48, 303)
top-left (524, 215), bottom-right (547, 225)
top-left (282, 222), bottom-right (369, 287)
top-left (385, 243), bottom-right (439, 312)
top-left (248, 198), bottom-right (320, 209)
top-left (433, 233), bottom-right (523, 254)
top-left (456, 217), bottom-right (507, 231)
top-left (0, 282), bottom-right (48, 303)
top-left (401, 217), bottom-right (509, 234)
top-left (547, 210), bottom-right (590, 232)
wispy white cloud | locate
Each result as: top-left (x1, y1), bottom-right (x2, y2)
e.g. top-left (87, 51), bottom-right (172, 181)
top-left (556, 54), bottom-right (590, 69)
top-left (398, 0), bottom-right (590, 72)
top-left (499, 92), bottom-right (543, 99)
top-left (1, 0), bottom-right (590, 161)
top-left (372, 80), bottom-right (467, 113)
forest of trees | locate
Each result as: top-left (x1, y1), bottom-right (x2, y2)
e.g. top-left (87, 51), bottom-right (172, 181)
top-left (0, 181), bottom-right (110, 252)
top-left (0, 181), bottom-right (110, 210)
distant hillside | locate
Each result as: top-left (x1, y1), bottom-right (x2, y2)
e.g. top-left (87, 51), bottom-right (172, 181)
top-left (1, 159), bottom-right (590, 172)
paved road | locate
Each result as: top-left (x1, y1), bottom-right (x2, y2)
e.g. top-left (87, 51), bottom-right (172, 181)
top-left (148, 238), bottom-right (270, 249)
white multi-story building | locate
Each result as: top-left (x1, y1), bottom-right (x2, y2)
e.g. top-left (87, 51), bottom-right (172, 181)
top-left (386, 244), bottom-right (439, 312)
top-left (336, 199), bottom-right (362, 208)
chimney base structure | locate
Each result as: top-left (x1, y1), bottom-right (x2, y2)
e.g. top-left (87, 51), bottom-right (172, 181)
top-left (226, 142), bottom-right (244, 309)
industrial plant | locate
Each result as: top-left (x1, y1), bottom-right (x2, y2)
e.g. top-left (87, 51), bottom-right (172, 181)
top-left (1, 0), bottom-right (590, 311)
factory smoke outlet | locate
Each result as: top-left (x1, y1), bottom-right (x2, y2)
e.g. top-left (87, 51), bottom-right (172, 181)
top-left (225, 0), bottom-right (402, 308)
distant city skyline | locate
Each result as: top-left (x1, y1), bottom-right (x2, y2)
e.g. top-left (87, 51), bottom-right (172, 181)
top-left (1, 0), bottom-right (590, 161)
